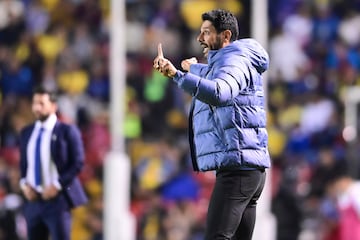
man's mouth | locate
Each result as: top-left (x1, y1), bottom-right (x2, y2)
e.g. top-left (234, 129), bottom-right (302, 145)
top-left (201, 44), bottom-right (208, 54)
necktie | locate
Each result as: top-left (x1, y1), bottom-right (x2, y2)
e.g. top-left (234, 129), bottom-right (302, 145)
top-left (34, 127), bottom-right (44, 186)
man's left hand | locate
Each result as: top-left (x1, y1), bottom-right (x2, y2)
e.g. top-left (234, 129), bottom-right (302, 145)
top-left (42, 184), bottom-right (59, 200)
top-left (181, 57), bottom-right (198, 72)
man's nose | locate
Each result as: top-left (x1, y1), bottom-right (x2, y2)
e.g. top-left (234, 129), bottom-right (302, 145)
top-left (32, 104), bottom-right (41, 111)
top-left (197, 33), bottom-right (203, 42)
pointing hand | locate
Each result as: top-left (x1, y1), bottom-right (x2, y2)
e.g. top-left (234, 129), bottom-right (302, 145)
top-left (153, 43), bottom-right (177, 78)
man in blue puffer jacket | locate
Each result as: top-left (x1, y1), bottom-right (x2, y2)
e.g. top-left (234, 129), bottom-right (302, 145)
top-left (154, 9), bottom-right (271, 240)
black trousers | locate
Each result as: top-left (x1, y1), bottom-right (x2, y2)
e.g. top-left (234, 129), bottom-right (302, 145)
top-left (205, 169), bottom-right (266, 240)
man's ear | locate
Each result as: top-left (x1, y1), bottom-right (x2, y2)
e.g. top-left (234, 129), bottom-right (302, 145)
top-left (222, 30), bottom-right (232, 43)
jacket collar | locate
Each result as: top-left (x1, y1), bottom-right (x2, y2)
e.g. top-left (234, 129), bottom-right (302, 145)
top-left (207, 42), bottom-right (235, 65)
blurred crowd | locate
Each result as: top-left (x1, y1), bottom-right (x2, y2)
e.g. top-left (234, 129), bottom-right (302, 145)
top-left (1, 0), bottom-right (360, 239)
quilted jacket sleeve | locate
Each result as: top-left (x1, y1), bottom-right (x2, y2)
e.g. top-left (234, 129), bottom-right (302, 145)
top-left (173, 57), bottom-right (250, 106)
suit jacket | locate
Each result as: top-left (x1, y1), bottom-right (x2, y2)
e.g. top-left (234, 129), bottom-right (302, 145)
top-left (19, 121), bottom-right (88, 208)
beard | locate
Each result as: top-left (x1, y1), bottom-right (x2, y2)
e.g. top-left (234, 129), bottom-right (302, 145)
top-left (36, 113), bottom-right (50, 122)
top-left (212, 35), bottom-right (223, 50)
top-left (201, 35), bottom-right (224, 57)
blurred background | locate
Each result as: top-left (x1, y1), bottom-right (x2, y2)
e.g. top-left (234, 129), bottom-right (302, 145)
top-left (1, 0), bottom-right (360, 239)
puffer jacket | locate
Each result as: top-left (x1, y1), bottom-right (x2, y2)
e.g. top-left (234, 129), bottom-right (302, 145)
top-left (173, 38), bottom-right (271, 171)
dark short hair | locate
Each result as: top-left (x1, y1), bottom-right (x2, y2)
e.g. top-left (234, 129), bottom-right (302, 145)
top-left (202, 9), bottom-right (239, 42)
top-left (33, 86), bottom-right (58, 103)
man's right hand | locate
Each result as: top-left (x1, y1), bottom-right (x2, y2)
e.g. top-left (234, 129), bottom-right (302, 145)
top-left (181, 57), bottom-right (198, 72)
top-left (22, 184), bottom-right (38, 201)
top-left (153, 43), bottom-right (177, 78)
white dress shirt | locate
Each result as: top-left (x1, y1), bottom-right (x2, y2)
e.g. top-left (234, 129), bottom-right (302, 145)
top-left (21, 114), bottom-right (61, 192)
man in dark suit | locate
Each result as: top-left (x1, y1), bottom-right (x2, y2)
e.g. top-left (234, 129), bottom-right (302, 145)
top-left (19, 86), bottom-right (88, 240)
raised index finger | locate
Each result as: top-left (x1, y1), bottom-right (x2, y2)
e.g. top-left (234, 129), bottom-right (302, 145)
top-left (157, 43), bottom-right (164, 58)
